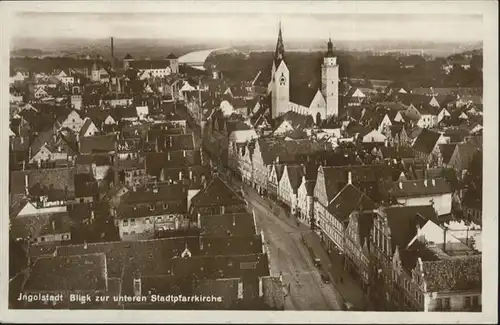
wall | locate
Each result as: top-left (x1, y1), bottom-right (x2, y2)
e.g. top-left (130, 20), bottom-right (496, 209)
top-left (396, 193), bottom-right (452, 216)
top-left (425, 291), bottom-right (481, 311)
top-left (118, 214), bottom-right (186, 241)
top-left (35, 232), bottom-right (71, 244)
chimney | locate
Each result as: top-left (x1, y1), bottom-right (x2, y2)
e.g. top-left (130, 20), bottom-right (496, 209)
top-left (399, 181), bottom-right (403, 190)
top-left (424, 179), bottom-right (428, 187)
top-left (197, 213), bottom-right (201, 228)
top-left (347, 171), bottom-right (352, 185)
top-left (189, 170), bottom-right (193, 180)
top-left (24, 174), bottom-right (29, 195)
top-left (232, 214), bottom-right (236, 227)
top-left (178, 171), bottom-right (182, 181)
top-left (84, 241), bottom-right (88, 249)
top-left (443, 226), bottom-right (447, 253)
top-left (432, 178), bottom-right (436, 186)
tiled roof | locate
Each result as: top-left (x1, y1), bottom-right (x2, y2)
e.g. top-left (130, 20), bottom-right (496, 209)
top-left (462, 189), bottom-right (482, 210)
top-left (289, 86), bottom-right (319, 108)
top-left (383, 205), bottom-right (436, 253)
top-left (422, 255), bottom-right (481, 292)
top-left (200, 212), bottom-right (256, 237)
top-left (190, 177), bottom-right (246, 208)
top-left (10, 136), bottom-right (30, 152)
top-left (74, 173), bottom-right (99, 198)
top-left (24, 253), bottom-right (107, 291)
top-left (52, 237), bottom-right (202, 278)
top-left (122, 183), bottom-right (186, 205)
top-left (145, 150), bottom-right (202, 178)
top-left (321, 165), bottom-right (393, 202)
top-left (78, 118), bottom-right (96, 138)
top-left (10, 210), bottom-right (70, 239)
top-left (449, 144), bottom-right (480, 171)
top-left (438, 144), bottom-right (457, 165)
top-left (146, 131), bottom-right (195, 152)
top-left (130, 60), bottom-right (171, 70)
top-left (257, 137), bottom-right (327, 165)
top-left (379, 147), bottom-right (415, 160)
top-left (274, 111), bottom-right (315, 131)
top-left (79, 134), bottom-right (117, 154)
top-left (412, 129), bottom-right (441, 155)
top-left (328, 183), bottom-right (376, 222)
top-left (389, 178), bottom-right (451, 198)
top-left (10, 167), bottom-right (75, 197)
top-left (286, 165), bottom-right (305, 193)
top-left (304, 180), bottom-right (316, 196)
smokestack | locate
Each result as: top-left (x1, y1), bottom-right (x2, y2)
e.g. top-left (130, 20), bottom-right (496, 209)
top-left (110, 37), bottom-right (115, 71)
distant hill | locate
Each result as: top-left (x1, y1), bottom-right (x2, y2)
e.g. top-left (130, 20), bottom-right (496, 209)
top-left (10, 48), bottom-right (45, 57)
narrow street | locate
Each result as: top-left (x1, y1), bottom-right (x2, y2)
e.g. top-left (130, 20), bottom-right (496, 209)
top-left (248, 185), bottom-right (342, 310)
top-left (183, 104), bottom-right (365, 311)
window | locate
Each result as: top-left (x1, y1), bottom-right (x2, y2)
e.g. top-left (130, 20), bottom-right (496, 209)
top-left (436, 298), bottom-right (442, 310)
top-left (123, 220), bottom-right (128, 226)
top-left (150, 204), bottom-right (155, 211)
top-left (163, 203), bottom-right (168, 209)
top-left (131, 231), bottom-right (136, 234)
top-left (443, 298), bottom-right (450, 310)
top-left (130, 219), bottom-right (136, 226)
top-left (464, 296), bottom-right (471, 308)
top-left (40, 237), bottom-right (45, 242)
top-left (472, 296), bottom-right (479, 307)
top-left (123, 231), bottom-right (128, 235)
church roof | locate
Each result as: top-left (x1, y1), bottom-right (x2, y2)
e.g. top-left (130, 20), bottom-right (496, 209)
top-left (290, 86), bottom-right (319, 108)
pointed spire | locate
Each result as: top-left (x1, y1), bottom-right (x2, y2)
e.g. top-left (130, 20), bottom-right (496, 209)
top-left (274, 20), bottom-right (285, 65)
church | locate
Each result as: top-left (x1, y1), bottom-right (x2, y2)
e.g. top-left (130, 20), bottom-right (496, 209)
top-left (262, 22), bottom-right (340, 122)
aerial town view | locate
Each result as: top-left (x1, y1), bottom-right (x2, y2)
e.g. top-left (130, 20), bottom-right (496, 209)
top-left (7, 10), bottom-right (484, 313)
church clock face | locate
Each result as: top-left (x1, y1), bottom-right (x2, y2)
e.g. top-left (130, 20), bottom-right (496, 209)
top-left (279, 73), bottom-right (287, 86)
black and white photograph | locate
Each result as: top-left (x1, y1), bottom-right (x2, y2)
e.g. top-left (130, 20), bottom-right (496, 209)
top-left (1, 1), bottom-right (497, 323)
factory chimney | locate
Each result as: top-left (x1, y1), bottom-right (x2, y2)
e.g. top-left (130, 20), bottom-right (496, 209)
top-left (110, 37), bottom-right (115, 72)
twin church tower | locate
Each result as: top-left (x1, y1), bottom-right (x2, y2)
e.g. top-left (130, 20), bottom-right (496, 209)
top-left (267, 22), bottom-right (339, 120)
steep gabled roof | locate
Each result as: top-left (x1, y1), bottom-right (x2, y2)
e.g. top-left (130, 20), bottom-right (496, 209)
top-left (438, 144), bottom-right (457, 165)
top-left (383, 205), bottom-right (437, 253)
top-left (328, 183), bottom-right (376, 222)
top-left (190, 177), bottom-right (246, 208)
top-left (412, 129), bottom-right (441, 155)
top-left (286, 165), bottom-right (305, 193)
top-left (290, 86), bottom-right (319, 108)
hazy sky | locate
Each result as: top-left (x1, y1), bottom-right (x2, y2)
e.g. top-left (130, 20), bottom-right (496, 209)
top-left (12, 12), bottom-right (483, 42)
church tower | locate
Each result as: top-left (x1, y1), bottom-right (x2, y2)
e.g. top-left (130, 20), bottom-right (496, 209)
top-left (269, 22), bottom-right (290, 119)
top-left (321, 37), bottom-right (339, 117)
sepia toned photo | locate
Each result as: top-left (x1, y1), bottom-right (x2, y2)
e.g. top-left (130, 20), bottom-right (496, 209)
top-left (1, 1), bottom-right (497, 323)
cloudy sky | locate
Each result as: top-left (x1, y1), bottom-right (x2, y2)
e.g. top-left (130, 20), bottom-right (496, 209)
top-left (12, 11), bottom-right (483, 42)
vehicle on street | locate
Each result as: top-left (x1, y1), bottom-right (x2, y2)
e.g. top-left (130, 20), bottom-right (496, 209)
top-left (320, 270), bottom-right (330, 283)
top-left (342, 301), bottom-right (357, 311)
